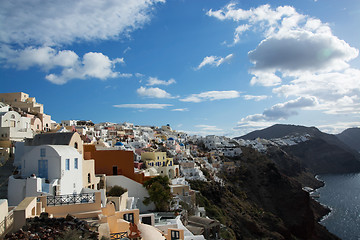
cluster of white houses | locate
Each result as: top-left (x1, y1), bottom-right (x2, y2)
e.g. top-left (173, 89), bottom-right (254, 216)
top-left (1, 92), bottom-right (240, 240)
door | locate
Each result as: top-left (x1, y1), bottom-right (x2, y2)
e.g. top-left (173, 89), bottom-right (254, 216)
top-left (38, 160), bottom-right (48, 179)
top-left (112, 166), bottom-right (118, 175)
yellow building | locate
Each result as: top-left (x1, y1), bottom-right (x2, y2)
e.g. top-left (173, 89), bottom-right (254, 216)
top-left (141, 152), bottom-right (179, 179)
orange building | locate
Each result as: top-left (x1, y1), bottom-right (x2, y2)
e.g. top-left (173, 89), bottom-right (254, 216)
top-left (83, 144), bottom-right (151, 184)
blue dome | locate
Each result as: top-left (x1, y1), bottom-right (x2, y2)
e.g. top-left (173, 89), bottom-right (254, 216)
top-left (115, 142), bottom-right (124, 146)
top-left (168, 137), bottom-right (174, 141)
top-left (179, 143), bottom-right (184, 146)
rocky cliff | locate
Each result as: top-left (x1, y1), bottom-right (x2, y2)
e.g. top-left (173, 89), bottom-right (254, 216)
top-left (336, 127), bottom-right (360, 152)
top-left (190, 147), bottom-right (340, 240)
top-left (237, 124), bottom-right (360, 174)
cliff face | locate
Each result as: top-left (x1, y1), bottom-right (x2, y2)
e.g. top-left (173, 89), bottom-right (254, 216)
top-left (336, 128), bottom-right (360, 152)
top-left (237, 124), bottom-right (360, 174)
top-left (190, 148), bottom-right (339, 239)
top-left (281, 138), bottom-right (360, 174)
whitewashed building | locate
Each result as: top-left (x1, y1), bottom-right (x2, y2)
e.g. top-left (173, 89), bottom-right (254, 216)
top-left (0, 110), bottom-right (33, 141)
top-left (8, 144), bottom-right (83, 206)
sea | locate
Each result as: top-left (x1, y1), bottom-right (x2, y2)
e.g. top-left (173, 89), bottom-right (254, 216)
top-left (316, 173), bottom-right (360, 240)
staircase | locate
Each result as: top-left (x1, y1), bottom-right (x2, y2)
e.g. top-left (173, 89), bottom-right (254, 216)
top-left (0, 157), bottom-right (15, 199)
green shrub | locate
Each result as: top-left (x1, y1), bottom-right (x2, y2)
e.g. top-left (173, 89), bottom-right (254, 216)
top-left (107, 185), bottom-right (127, 197)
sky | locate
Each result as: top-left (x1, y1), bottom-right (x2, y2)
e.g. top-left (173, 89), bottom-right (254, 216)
top-left (1, 0), bottom-right (360, 137)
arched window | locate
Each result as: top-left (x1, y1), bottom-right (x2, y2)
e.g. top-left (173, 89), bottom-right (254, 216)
top-left (10, 114), bottom-right (15, 119)
top-left (74, 142), bottom-right (78, 149)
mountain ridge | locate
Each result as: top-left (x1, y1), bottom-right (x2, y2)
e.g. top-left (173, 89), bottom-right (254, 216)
top-left (336, 127), bottom-right (360, 152)
top-left (235, 124), bottom-right (360, 174)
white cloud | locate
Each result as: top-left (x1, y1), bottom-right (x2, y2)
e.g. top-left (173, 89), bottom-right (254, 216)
top-left (233, 24), bottom-right (250, 45)
top-left (146, 77), bottom-right (176, 86)
top-left (195, 125), bottom-right (223, 131)
top-left (180, 90), bottom-right (240, 103)
top-left (318, 122), bottom-right (360, 134)
top-left (113, 103), bottom-right (172, 109)
top-left (0, 0), bottom-right (164, 83)
top-left (44, 52), bottom-right (127, 84)
top-left (243, 95), bottom-right (269, 101)
top-left (233, 121), bottom-right (278, 137)
top-left (196, 53), bottom-right (233, 70)
top-left (209, 3), bottom-right (360, 121)
top-left (248, 31), bottom-right (357, 74)
top-left (0, 0), bottom-right (165, 46)
top-left (250, 71), bottom-right (282, 86)
top-left (3, 46), bottom-right (129, 84)
top-left (273, 68), bottom-right (360, 115)
top-left (135, 73), bottom-right (145, 78)
top-left (241, 96), bottom-right (318, 122)
top-left (136, 86), bottom-right (174, 98)
top-left (4, 46), bottom-right (79, 70)
top-left (183, 124), bottom-right (225, 136)
top-left (171, 108), bottom-right (189, 112)
top-left (123, 47), bottom-right (131, 54)
top-left (208, 4), bottom-right (359, 86)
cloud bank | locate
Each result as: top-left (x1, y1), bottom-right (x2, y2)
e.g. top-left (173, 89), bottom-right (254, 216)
top-left (0, 0), bottom-right (165, 83)
top-left (208, 3), bottom-right (360, 124)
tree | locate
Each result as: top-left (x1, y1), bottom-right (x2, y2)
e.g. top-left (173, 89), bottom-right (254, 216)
top-left (107, 185), bottom-right (127, 197)
top-left (143, 176), bottom-right (172, 212)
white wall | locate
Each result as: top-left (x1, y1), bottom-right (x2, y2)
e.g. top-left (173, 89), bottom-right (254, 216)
top-left (7, 176), bottom-right (26, 206)
top-left (20, 145), bottom-right (83, 195)
top-left (0, 199), bottom-right (8, 222)
top-left (106, 175), bottom-right (155, 213)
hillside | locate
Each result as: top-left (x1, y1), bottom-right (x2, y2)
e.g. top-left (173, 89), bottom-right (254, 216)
top-left (336, 128), bottom-right (360, 152)
top-left (236, 124), bottom-right (360, 174)
top-left (238, 124), bottom-right (320, 140)
top-left (190, 147), bottom-right (340, 240)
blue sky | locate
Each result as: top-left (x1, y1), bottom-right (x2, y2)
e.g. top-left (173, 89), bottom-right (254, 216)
top-left (1, 0), bottom-right (360, 136)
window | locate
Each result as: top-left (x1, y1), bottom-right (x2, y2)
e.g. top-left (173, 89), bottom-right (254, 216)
top-left (157, 156), bottom-right (159, 160)
top-left (123, 213), bottom-right (134, 223)
top-left (163, 161), bottom-right (166, 166)
top-left (40, 148), bottom-right (46, 157)
top-left (88, 173), bottom-right (91, 183)
top-left (65, 159), bottom-right (70, 170)
top-left (171, 230), bottom-right (180, 240)
top-left (74, 158), bottom-right (78, 169)
top-left (74, 142), bottom-right (78, 149)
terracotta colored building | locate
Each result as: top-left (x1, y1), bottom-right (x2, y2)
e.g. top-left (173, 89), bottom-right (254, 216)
top-left (84, 144), bottom-right (151, 184)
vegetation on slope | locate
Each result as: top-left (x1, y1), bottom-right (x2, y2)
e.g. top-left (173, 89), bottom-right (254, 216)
top-left (143, 175), bottom-right (172, 211)
top-left (190, 147), bottom-right (340, 240)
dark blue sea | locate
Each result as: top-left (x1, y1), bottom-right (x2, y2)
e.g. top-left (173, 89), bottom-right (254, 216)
top-left (316, 173), bottom-right (360, 240)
